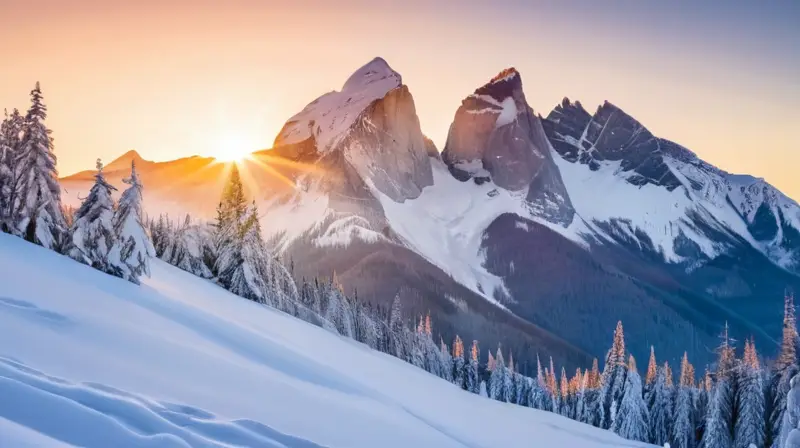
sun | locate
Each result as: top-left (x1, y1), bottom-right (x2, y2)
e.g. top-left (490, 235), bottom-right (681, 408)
top-left (212, 133), bottom-right (255, 162)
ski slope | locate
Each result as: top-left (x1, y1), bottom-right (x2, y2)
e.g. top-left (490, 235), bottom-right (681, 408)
top-left (0, 234), bottom-right (649, 448)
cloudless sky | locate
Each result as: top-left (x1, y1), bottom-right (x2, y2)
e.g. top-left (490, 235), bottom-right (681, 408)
top-left (2, 0), bottom-right (798, 195)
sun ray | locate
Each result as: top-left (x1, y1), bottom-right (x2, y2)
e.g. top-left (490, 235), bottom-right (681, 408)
top-left (253, 152), bottom-right (323, 174)
top-left (243, 156), bottom-right (299, 190)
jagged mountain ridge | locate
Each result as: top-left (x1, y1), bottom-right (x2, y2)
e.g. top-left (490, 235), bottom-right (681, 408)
top-left (59, 57), bottom-right (800, 369)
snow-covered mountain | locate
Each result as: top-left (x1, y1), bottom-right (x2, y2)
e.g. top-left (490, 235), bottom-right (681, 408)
top-left (59, 57), bottom-right (800, 368)
top-left (0, 233), bottom-right (649, 448)
top-left (543, 98), bottom-right (800, 271)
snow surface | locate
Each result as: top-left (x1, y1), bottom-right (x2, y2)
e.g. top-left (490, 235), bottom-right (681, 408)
top-left (374, 159), bottom-right (580, 306)
top-left (0, 234), bottom-right (650, 447)
top-left (275, 57), bottom-right (402, 152)
top-left (495, 97), bottom-right (519, 128)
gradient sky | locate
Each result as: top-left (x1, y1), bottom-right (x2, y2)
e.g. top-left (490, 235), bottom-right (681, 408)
top-left (2, 1), bottom-right (798, 195)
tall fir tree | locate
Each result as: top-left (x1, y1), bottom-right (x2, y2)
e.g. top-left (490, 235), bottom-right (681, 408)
top-left (467, 340), bottom-right (480, 394)
top-left (702, 323), bottom-right (737, 448)
top-left (67, 159), bottom-right (118, 275)
top-left (214, 164), bottom-right (248, 288)
top-left (452, 335), bottom-right (467, 390)
top-left (14, 82), bottom-right (66, 249)
top-left (613, 355), bottom-right (648, 442)
top-left (0, 109), bottom-right (23, 231)
top-left (772, 292), bottom-right (799, 448)
top-left (226, 202), bottom-right (274, 303)
top-left (490, 347), bottom-right (508, 402)
top-left (672, 352), bottom-right (697, 448)
top-left (649, 362), bottom-right (675, 446)
top-left (583, 358), bottom-right (603, 427)
top-left (734, 339), bottom-right (765, 448)
top-left (560, 367), bottom-right (571, 417)
top-left (646, 345), bottom-right (658, 389)
top-left (600, 321), bottom-right (628, 429)
top-left (109, 160), bottom-right (154, 284)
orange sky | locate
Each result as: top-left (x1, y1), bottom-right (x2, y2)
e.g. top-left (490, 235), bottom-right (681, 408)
top-left (2, 1), bottom-right (798, 197)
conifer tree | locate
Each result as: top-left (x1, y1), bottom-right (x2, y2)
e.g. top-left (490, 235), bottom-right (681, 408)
top-left (214, 165), bottom-right (247, 288)
top-left (560, 367), bottom-right (571, 417)
top-left (613, 355), bottom-right (648, 442)
top-left (702, 323), bottom-right (737, 448)
top-left (466, 340), bottom-right (480, 394)
top-left (490, 347), bottom-right (507, 402)
top-left (772, 292), bottom-right (799, 447)
top-left (583, 358), bottom-right (603, 427)
top-left (782, 374), bottom-right (800, 448)
top-left (440, 339), bottom-right (454, 382)
top-left (14, 82), bottom-right (66, 249)
top-left (452, 335), bottom-right (467, 390)
top-left (109, 160), bottom-right (154, 284)
top-left (226, 202), bottom-right (275, 304)
top-left (695, 368), bottom-right (712, 443)
top-left (672, 353), bottom-right (697, 448)
top-left (160, 215), bottom-right (214, 278)
top-left (734, 339), bottom-right (764, 448)
top-left (67, 159), bottom-right (118, 275)
top-left (600, 321), bottom-right (628, 429)
top-left (0, 109), bottom-right (23, 231)
top-left (646, 345), bottom-right (658, 389)
top-left (389, 295), bottom-right (407, 360)
top-left (548, 357), bottom-right (559, 413)
top-left (649, 362), bottom-right (675, 446)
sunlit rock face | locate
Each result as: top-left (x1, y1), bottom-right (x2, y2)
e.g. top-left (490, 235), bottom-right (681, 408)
top-left (443, 68), bottom-right (574, 225)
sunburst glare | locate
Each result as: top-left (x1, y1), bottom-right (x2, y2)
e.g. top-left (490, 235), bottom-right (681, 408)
top-left (212, 133), bottom-right (255, 162)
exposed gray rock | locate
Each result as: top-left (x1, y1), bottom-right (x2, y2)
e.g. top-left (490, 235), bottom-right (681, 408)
top-left (442, 68), bottom-right (574, 225)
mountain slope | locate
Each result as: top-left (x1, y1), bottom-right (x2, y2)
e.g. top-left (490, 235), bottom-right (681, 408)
top-left (0, 233), bottom-right (648, 448)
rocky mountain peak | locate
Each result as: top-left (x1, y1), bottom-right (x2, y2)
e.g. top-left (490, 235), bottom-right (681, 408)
top-left (474, 68), bottom-right (523, 102)
top-left (342, 57), bottom-right (401, 93)
top-left (273, 57), bottom-right (403, 153)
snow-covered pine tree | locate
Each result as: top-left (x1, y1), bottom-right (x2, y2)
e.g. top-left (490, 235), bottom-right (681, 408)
top-left (467, 340), bottom-right (480, 394)
top-left (600, 321), bottom-right (628, 429)
top-left (440, 339), bottom-right (454, 382)
top-left (672, 353), bottom-right (696, 448)
top-left (574, 368), bottom-right (587, 421)
top-left (772, 292), bottom-right (799, 448)
top-left (560, 367), bottom-right (571, 417)
top-left (161, 215), bottom-right (214, 278)
top-left (516, 371), bottom-right (530, 407)
top-left (702, 323), bottom-right (737, 448)
top-left (227, 202), bottom-right (276, 305)
top-left (503, 352), bottom-right (515, 404)
top-left (734, 339), bottom-right (764, 448)
top-left (109, 160), bottom-right (154, 284)
top-left (453, 335), bottom-right (467, 390)
top-left (13, 83), bottom-right (66, 249)
top-left (0, 109), bottom-right (23, 231)
top-left (613, 355), bottom-right (648, 442)
top-left (490, 347), bottom-right (508, 402)
top-left (214, 165), bottom-right (248, 289)
top-left (67, 159), bottom-right (118, 275)
top-left (389, 295), bottom-right (407, 360)
top-left (582, 358), bottom-right (603, 427)
top-left (646, 345), bottom-right (658, 390)
top-left (649, 362), bottom-right (675, 445)
top-left (783, 374), bottom-right (800, 448)
top-left (695, 368), bottom-right (712, 443)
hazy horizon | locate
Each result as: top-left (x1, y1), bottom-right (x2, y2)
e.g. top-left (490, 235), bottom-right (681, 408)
top-left (2, 0), bottom-right (798, 195)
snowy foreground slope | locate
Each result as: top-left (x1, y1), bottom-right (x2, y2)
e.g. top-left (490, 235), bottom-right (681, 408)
top-left (0, 234), bottom-right (648, 448)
